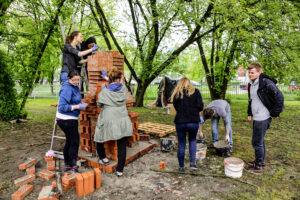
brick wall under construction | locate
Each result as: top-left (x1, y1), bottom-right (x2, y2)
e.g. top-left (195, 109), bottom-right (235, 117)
top-left (79, 51), bottom-right (141, 161)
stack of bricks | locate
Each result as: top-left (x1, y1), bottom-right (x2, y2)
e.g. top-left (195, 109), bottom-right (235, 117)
top-left (75, 168), bottom-right (101, 197)
top-left (79, 51), bottom-right (142, 160)
top-left (44, 156), bottom-right (55, 171)
top-left (11, 158), bottom-right (37, 199)
top-left (62, 173), bottom-right (76, 191)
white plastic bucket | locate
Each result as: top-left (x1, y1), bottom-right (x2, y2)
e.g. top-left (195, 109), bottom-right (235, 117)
top-left (224, 157), bottom-right (244, 178)
top-left (196, 144), bottom-right (207, 160)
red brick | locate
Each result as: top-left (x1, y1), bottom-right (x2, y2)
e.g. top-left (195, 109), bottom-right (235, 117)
top-left (140, 134), bottom-right (150, 141)
top-left (11, 184), bottom-right (34, 200)
top-left (14, 174), bottom-right (36, 187)
top-left (52, 180), bottom-right (57, 188)
top-left (47, 161), bottom-right (55, 171)
top-left (76, 174), bottom-right (84, 197)
top-left (18, 158), bottom-right (37, 170)
top-left (159, 161), bottom-right (166, 170)
top-left (26, 166), bottom-right (35, 175)
top-left (94, 168), bottom-right (101, 189)
top-left (44, 156), bottom-right (54, 162)
top-left (62, 173), bottom-right (76, 186)
top-left (88, 171), bottom-right (95, 194)
top-left (82, 172), bottom-right (90, 195)
top-left (38, 169), bottom-right (55, 180)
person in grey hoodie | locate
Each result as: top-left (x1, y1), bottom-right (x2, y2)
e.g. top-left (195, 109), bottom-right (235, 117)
top-left (203, 100), bottom-right (233, 151)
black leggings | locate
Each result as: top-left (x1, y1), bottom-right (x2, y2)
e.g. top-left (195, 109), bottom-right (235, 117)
top-left (96, 137), bottom-right (128, 172)
top-left (57, 119), bottom-right (79, 167)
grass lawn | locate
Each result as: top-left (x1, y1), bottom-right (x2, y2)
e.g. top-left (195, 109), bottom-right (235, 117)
top-left (0, 98), bottom-right (299, 199)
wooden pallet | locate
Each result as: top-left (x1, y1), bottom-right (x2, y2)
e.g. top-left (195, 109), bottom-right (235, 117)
top-left (138, 122), bottom-right (176, 137)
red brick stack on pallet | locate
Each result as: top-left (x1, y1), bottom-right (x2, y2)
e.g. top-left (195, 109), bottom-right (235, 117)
top-left (79, 51), bottom-right (142, 162)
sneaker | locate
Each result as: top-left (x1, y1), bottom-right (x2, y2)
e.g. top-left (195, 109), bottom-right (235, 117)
top-left (178, 167), bottom-right (184, 172)
top-left (245, 165), bottom-right (263, 175)
top-left (71, 165), bottom-right (79, 173)
top-left (248, 161), bottom-right (266, 168)
top-left (229, 147), bottom-right (233, 153)
top-left (190, 164), bottom-right (198, 170)
top-left (98, 158), bottom-right (110, 165)
top-left (116, 171), bottom-right (123, 177)
top-left (64, 165), bottom-right (71, 172)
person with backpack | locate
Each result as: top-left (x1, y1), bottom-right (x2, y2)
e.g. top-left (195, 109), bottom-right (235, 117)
top-left (245, 62), bottom-right (284, 174)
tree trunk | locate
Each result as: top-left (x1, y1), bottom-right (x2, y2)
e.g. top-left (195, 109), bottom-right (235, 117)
top-left (135, 83), bottom-right (148, 107)
top-left (19, 0), bottom-right (66, 112)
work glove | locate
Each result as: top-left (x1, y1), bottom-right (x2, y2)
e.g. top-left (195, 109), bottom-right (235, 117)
top-left (92, 44), bottom-right (98, 52)
top-left (78, 102), bottom-right (88, 110)
top-left (101, 70), bottom-right (107, 78)
top-left (225, 135), bottom-right (230, 142)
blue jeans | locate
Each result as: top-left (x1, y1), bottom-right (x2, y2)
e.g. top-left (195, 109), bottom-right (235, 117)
top-left (175, 123), bottom-right (199, 168)
top-left (61, 72), bottom-right (68, 83)
top-left (252, 118), bottom-right (272, 166)
top-left (211, 108), bottom-right (233, 147)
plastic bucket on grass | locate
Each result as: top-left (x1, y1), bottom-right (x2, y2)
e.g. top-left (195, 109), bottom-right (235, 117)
top-left (196, 144), bottom-right (207, 160)
top-left (224, 157), bottom-right (244, 178)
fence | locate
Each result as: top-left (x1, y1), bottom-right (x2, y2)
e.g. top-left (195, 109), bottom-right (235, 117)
top-left (19, 83), bottom-right (300, 101)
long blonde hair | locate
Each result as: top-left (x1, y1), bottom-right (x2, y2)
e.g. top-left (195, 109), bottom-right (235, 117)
top-left (171, 77), bottom-right (195, 101)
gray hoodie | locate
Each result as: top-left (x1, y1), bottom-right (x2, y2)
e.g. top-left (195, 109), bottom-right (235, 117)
top-left (249, 78), bottom-right (270, 121)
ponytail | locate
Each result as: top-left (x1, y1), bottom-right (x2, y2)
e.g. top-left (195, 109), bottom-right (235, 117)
top-left (108, 67), bottom-right (122, 83)
top-left (65, 31), bottom-right (80, 44)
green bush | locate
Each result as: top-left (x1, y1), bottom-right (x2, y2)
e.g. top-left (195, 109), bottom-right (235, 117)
top-left (0, 50), bottom-right (21, 121)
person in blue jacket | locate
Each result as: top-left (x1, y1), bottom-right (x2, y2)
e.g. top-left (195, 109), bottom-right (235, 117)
top-left (61, 31), bottom-right (98, 83)
top-left (56, 70), bottom-right (87, 174)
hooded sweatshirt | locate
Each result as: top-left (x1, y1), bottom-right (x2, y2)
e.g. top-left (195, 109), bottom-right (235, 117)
top-left (57, 81), bottom-right (81, 119)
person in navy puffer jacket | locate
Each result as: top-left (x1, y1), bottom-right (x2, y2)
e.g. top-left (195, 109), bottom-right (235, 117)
top-left (56, 70), bottom-right (87, 174)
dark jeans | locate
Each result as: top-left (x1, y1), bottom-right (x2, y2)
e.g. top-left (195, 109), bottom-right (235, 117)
top-left (252, 118), bottom-right (272, 166)
top-left (96, 137), bottom-right (128, 172)
top-left (175, 123), bottom-right (199, 168)
top-left (57, 119), bottom-right (80, 167)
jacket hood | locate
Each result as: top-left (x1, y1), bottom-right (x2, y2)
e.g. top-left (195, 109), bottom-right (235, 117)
top-left (98, 85), bottom-right (127, 107)
top-left (107, 82), bottom-right (122, 92)
top-left (260, 73), bottom-right (277, 84)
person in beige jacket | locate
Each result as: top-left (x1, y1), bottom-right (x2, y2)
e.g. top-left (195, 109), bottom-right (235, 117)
top-left (94, 67), bottom-right (132, 177)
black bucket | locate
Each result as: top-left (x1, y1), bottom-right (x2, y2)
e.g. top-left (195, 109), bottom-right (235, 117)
top-left (214, 141), bottom-right (231, 157)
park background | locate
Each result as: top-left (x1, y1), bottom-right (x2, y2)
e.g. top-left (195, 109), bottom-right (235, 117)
top-left (0, 0), bottom-right (299, 199)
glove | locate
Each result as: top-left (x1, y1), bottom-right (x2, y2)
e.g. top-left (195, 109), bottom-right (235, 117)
top-left (101, 70), bottom-right (107, 78)
top-left (225, 135), bottom-right (230, 142)
top-left (78, 102), bottom-right (88, 110)
top-left (92, 44), bottom-right (98, 52)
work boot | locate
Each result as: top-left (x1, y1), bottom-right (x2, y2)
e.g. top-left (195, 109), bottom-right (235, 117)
top-left (245, 164), bottom-right (264, 175)
top-left (248, 161), bottom-right (266, 168)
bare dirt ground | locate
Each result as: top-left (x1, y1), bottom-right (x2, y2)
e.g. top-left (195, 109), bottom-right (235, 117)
top-left (0, 99), bottom-right (299, 200)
